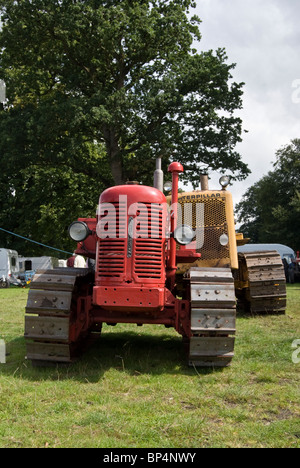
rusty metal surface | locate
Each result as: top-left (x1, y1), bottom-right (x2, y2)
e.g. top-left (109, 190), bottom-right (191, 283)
top-left (191, 309), bottom-right (236, 333)
top-left (24, 268), bottom-right (93, 365)
top-left (189, 337), bottom-right (235, 367)
top-left (26, 290), bottom-right (72, 315)
top-left (190, 283), bottom-right (236, 308)
top-left (26, 342), bottom-right (71, 363)
top-left (25, 316), bottom-right (70, 342)
top-left (30, 273), bottom-right (77, 291)
top-left (188, 267), bottom-right (236, 367)
top-left (188, 267), bottom-right (234, 283)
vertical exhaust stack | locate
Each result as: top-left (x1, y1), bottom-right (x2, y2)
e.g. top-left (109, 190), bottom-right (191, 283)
top-left (154, 157), bottom-right (164, 192)
top-left (167, 162), bottom-right (184, 289)
top-left (200, 173), bottom-right (209, 191)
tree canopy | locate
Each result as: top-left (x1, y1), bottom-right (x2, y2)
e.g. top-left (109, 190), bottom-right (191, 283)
top-left (236, 139), bottom-right (300, 251)
top-left (0, 0), bottom-right (248, 255)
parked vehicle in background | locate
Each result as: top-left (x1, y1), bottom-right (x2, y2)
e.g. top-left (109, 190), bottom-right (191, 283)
top-left (18, 256), bottom-right (55, 284)
top-left (0, 248), bottom-right (22, 287)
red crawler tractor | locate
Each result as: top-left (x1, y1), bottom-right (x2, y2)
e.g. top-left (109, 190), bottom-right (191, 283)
top-left (24, 161), bottom-right (286, 367)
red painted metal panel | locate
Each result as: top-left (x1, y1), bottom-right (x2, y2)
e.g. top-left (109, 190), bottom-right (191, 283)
top-left (93, 285), bottom-right (165, 313)
top-left (95, 185), bottom-right (168, 288)
top-left (99, 185), bottom-right (167, 206)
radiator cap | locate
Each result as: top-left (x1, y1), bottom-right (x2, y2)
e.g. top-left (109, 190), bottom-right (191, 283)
top-left (168, 162), bottom-right (184, 173)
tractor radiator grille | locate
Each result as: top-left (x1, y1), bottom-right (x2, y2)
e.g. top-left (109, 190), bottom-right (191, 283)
top-left (97, 202), bottom-right (165, 282)
top-left (133, 203), bottom-right (164, 279)
top-left (97, 202), bottom-right (126, 278)
top-left (98, 239), bottom-right (126, 277)
top-left (178, 197), bottom-right (229, 261)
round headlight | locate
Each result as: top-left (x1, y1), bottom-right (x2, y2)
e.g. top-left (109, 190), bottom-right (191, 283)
top-left (174, 225), bottom-right (195, 245)
top-left (220, 233), bottom-right (229, 246)
top-left (219, 175), bottom-right (231, 189)
top-left (68, 221), bottom-right (91, 242)
top-left (163, 181), bottom-right (172, 192)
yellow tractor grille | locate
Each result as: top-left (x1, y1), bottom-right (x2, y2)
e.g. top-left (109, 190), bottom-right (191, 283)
top-left (177, 197), bottom-right (230, 261)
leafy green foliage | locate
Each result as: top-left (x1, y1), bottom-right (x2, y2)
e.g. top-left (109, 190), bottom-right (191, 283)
top-left (237, 139), bottom-right (300, 251)
top-left (0, 0), bottom-right (248, 254)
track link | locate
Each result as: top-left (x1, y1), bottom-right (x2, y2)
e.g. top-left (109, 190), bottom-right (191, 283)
top-left (187, 267), bottom-right (236, 367)
top-left (24, 268), bottom-right (95, 365)
top-left (237, 251), bottom-right (287, 314)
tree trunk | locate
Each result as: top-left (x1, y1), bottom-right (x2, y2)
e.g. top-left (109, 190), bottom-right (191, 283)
top-left (103, 126), bottom-right (124, 186)
top-left (110, 153), bottom-right (124, 186)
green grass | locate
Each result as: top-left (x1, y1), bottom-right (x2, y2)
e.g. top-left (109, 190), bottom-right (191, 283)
top-left (0, 285), bottom-right (299, 448)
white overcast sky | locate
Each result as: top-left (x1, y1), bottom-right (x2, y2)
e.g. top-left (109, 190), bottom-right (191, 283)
top-left (191, 0), bottom-right (300, 205)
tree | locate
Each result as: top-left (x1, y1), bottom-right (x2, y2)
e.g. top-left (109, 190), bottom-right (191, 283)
top-left (0, 0), bottom-right (249, 254)
top-left (0, 124), bottom-right (111, 255)
top-left (236, 139), bottom-right (300, 251)
top-left (0, 0), bottom-right (248, 184)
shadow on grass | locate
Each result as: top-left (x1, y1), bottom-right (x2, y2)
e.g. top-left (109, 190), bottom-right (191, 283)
top-left (1, 329), bottom-right (226, 382)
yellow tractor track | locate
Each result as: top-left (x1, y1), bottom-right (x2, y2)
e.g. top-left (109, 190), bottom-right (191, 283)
top-left (236, 251), bottom-right (287, 314)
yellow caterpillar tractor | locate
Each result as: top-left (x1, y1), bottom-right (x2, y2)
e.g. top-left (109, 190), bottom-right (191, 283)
top-left (174, 173), bottom-right (287, 315)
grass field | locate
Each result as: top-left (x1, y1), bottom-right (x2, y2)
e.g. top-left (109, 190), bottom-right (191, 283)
top-left (0, 285), bottom-right (299, 448)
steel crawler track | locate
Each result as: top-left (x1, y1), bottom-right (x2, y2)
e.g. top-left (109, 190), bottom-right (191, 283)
top-left (24, 268), bottom-right (93, 365)
top-left (238, 251), bottom-right (287, 314)
top-left (187, 267), bottom-right (236, 367)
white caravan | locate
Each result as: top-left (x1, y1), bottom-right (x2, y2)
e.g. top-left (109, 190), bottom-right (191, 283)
top-left (0, 248), bottom-right (21, 287)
